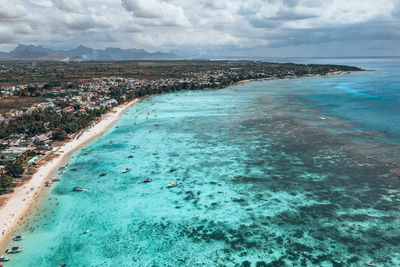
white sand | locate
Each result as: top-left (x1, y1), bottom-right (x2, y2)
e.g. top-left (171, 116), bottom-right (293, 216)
top-left (0, 98), bottom-right (139, 246)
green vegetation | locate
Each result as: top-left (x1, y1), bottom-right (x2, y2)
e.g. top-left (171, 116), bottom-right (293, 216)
top-left (0, 60), bottom-right (362, 88)
top-left (0, 107), bottom-right (107, 140)
top-left (52, 129), bottom-right (68, 141)
top-left (0, 174), bottom-right (14, 193)
top-left (5, 162), bottom-right (24, 177)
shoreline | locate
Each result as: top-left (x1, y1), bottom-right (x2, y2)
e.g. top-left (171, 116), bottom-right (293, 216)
top-left (0, 69), bottom-right (353, 248)
top-left (0, 98), bottom-right (140, 247)
top-left (232, 70), bottom-right (349, 86)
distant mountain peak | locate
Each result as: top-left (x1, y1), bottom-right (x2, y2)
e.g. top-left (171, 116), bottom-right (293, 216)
top-left (0, 44), bottom-right (178, 61)
top-left (74, 45), bottom-right (91, 50)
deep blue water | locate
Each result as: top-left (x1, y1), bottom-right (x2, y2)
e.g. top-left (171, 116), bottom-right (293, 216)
top-left (3, 57), bottom-right (400, 266)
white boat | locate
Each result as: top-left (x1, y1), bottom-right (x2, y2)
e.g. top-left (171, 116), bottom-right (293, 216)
top-left (0, 255), bottom-right (10, 261)
top-left (5, 247), bottom-right (23, 253)
top-left (167, 182), bottom-right (180, 188)
top-left (12, 235), bottom-right (23, 241)
top-left (122, 168), bottom-right (131, 173)
top-left (72, 187), bottom-right (84, 191)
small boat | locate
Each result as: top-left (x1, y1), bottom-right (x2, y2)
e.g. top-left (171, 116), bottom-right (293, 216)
top-left (122, 168), bottom-right (131, 173)
top-left (70, 168), bottom-right (78, 171)
top-left (127, 155), bottom-right (134, 158)
top-left (45, 181), bottom-right (51, 187)
top-left (5, 247), bottom-right (23, 253)
top-left (72, 187), bottom-right (84, 191)
top-left (152, 152), bottom-right (159, 155)
top-left (12, 235), bottom-right (23, 241)
top-left (58, 264), bottom-right (68, 267)
top-left (167, 182), bottom-right (180, 188)
top-left (99, 173), bottom-right (107, 177)
top-left (366, 262), bottom-right (375, 266)
top-left (143, 179), bottom-right (152, 183)
top-left (0, 255), bottom-right (9, 262)
top-left (169, 168), bottom-right (177, 172)
top-left (52, 179), bottom-right (60, 182)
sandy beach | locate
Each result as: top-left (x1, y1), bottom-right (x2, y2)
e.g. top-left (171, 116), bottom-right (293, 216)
top-left (0, 98), bottom-right (139, 246)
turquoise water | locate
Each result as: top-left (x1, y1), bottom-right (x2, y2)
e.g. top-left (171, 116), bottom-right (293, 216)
top-left (4, 58), bottom-right (400, 266)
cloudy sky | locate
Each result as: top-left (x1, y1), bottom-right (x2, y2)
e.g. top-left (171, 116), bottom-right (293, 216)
top-left (0, 0), bottom-right (399, 57)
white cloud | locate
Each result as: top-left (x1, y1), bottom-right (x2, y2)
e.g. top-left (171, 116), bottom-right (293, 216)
top-left (0, 0), bottom-right (398, 56)
top-left (53, 0), bottom-right (84, 13)
top-left (0, 0), bottom-right (27, 21)
top-left (122, 0), bottom-right (189, 26)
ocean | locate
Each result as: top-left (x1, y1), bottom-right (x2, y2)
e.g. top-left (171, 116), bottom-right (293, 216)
top-left (4, 57), bottom-right (400, 266)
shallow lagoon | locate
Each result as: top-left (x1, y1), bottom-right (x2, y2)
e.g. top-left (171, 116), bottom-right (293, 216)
top-left (5, 58), bottom-right (400, 266)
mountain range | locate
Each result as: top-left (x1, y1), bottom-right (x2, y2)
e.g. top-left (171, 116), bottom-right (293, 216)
top-left (0, 44), bottom-right (178, 61)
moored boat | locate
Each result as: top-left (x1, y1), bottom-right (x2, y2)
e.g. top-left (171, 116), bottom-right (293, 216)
top-left (58, 264), bottom-right (68, 267)
top-left (72, 187), bottom-right (84, 191)
top-left (12, 235), bottom-right (23, 241)
top-left (169, 168), bottom-right (177, 172)
top-left (127, 155), bottom-right (134, 158)
top-left (5, 247), bottom-right (23, 253)
top-left (122, 168), bottom-right (131, 173)
top-left (52, 179), bottom-right (60, 182)
top-left (167, 182), bottom-right (180, 188)
top-left (45, 181), bottom-right (51, 187)
top-left (143, 178), bottom-right (152, 183)
top-left (99, 173), bottom-right (107, 177)
top-left (0, 255), bottom-right (9, 262)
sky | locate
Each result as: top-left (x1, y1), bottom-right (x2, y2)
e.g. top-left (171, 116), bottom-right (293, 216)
top-left (0, 0), bottom-right (399, 57)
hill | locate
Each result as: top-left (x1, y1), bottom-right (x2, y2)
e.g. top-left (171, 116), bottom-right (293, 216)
top-left (0, 44), bottom-right (178, 61)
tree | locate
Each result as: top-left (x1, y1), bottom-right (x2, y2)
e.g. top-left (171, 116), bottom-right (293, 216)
top-left (0, 175), bottom-right (14, 193)
top-left (64, 122), bottom-right (79, 134)
top-left (5, 162), bottom-right (24, 178)
top-left (52, 129), bottom-right (68, 141)
top-left (27, 86), bottom-right (37, 96)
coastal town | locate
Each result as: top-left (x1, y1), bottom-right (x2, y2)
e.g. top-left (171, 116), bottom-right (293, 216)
top-left (0, 0), bottom-right (396, 265)
top-left (0, 60), bottom-right (361, 195)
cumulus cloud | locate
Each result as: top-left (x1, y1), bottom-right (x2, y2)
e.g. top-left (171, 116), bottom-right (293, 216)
top-left (53, 0), bottom-right (84, 13)
top-left (0, 0), bottom-right (398, 56)
top-left (0, 0), bottom-right (27, 21)
top-left (122, 0), bottom-right (189, 26)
